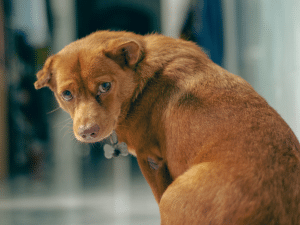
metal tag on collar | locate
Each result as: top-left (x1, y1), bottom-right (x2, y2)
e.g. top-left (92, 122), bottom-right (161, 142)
top-left (104, 131), bottom-right (129, 159)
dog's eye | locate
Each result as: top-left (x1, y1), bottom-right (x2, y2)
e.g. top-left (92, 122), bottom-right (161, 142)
top-left (99, 82), bottom-right (111, 93)
top-left (61, 90), bottom-right (73, 101)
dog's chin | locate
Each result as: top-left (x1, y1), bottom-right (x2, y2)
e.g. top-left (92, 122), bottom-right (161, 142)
top-left (74, 130), bottom-right (114, 144)
top-left (76, 137), bottom-right (104, 144)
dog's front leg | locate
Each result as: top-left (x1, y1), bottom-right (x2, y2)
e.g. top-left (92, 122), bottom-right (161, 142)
top-left (136, 154), bottom-right (173, 203)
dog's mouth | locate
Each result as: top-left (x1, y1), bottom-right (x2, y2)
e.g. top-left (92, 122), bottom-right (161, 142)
top-left (75, 132), bottom-right (113, 144)
top-left (74, 122), bottom-right (116, 144)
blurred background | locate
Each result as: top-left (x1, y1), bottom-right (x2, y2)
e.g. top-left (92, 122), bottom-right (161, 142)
top-left (0, 0), bottom-right (300, 224)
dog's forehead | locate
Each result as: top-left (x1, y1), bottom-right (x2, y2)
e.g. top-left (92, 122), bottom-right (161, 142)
top-left (53, 47), bottom-right (113, 92)
top-left (54, 36), bottom-right (122, 81)
top-left (57, 46), bottom-right (98, 69)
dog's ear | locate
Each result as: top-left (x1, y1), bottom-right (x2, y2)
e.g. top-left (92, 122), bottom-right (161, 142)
top-left (104, 40), bottom-right (141, 68)
top-left (34, 55), bottom-right (54, 90)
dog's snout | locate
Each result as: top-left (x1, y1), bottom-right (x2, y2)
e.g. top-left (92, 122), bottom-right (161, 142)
top-left (78, 124), bottom-right (100, 140)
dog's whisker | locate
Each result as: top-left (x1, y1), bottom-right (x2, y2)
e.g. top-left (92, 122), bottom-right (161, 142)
top-left (70, 135), bottom-right (76, 141)
top-left (47, 107), bottom-right (61, 114)
top-left (53, 118), bottom-right (73, 128)
top-left (59, 123), bottom-right (73, 134)
top-left (60, 124), bottom-right (71, 132)
top-left (63, 129), bottom-right (73, 138)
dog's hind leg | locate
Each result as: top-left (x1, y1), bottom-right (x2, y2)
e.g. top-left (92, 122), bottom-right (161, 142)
top-left (159, 162), bottom-right (282, 225)
top-left (159, 162), bottom-right (224, 225)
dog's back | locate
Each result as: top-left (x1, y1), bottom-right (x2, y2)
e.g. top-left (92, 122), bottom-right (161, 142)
top-left (131, 34), bottom-right (300, 224)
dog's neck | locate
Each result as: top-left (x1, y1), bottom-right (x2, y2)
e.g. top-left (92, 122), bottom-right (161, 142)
top-left (115, 34), bottom-right (210, 154)
top-left (116, 76), bottom-right (176, 156)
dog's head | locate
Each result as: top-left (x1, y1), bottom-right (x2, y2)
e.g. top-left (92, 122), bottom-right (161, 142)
top-left (34, 31), bottom-right (143, 143)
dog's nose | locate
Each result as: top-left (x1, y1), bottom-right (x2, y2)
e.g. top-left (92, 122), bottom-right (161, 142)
top-left (78, 124), bottom-right (100, 140)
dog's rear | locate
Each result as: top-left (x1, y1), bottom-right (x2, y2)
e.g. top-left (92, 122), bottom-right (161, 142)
top-left (35, 31), bottom-right (300, 224)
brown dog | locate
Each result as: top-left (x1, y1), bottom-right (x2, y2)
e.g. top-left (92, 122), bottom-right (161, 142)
top-left (34, 30), bottom-right (300, 224)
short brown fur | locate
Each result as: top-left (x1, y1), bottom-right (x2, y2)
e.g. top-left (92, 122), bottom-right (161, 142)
top-left (35, 31), bottom-right (300, 224)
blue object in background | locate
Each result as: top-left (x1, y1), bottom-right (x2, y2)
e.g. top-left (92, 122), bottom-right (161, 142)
top-left (181, 0), bottom-right (224, 66)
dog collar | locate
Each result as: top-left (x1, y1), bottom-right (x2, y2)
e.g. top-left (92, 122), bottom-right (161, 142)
top-left (103, 131), bottom-right (129, 159)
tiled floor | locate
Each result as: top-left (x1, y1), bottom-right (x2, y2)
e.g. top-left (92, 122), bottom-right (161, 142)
top-left (0, 168), bottom-right (160, 225)
top-left (0, 178), bottom-right (160, 225)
